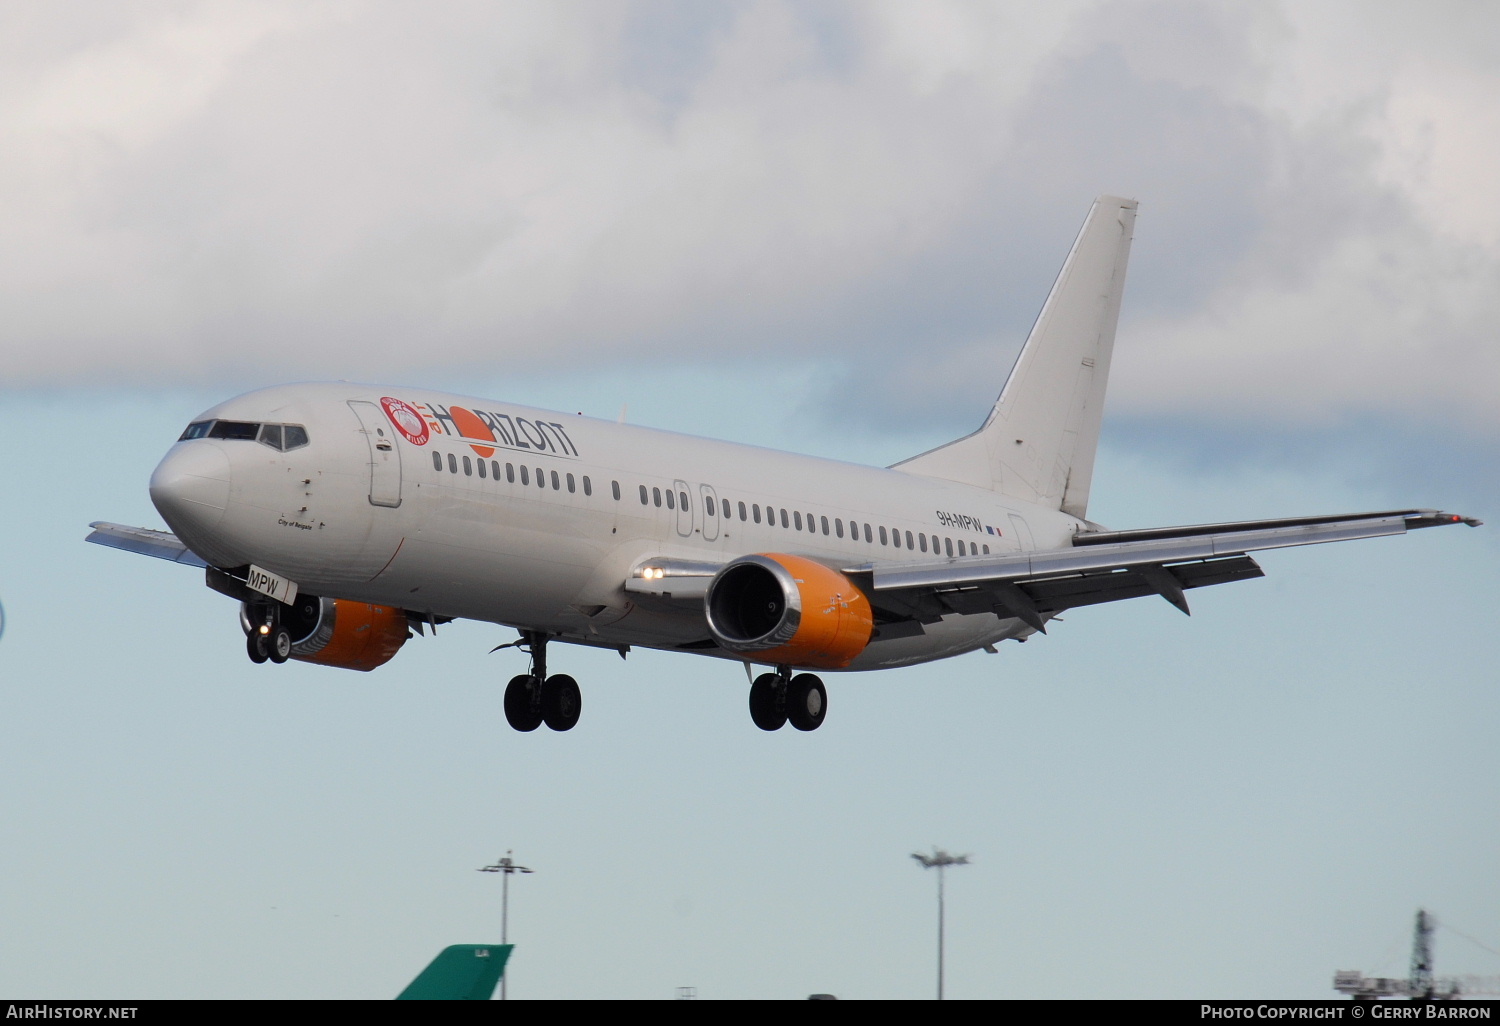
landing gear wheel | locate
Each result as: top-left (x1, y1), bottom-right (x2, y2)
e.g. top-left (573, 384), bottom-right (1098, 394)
top-left (786, 673), bottom-right (827, 731)
top-left (542, 674), bottom-right (582, 731)
top-left (504, 674), bottom-right (544, 732)
top-left (748, 673), bottom-right (787, 731)
top-left (246, 631), bottom-right (269, 664)
top-left (267, 625), bottom-right (292, 664)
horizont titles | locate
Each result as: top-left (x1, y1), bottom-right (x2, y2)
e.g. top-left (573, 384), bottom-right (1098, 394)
top-left (387, 398), bottom-right (582, 461)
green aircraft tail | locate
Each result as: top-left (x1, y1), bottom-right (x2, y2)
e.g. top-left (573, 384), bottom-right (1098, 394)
top-left (397, 944), bottom-right (513, 1000)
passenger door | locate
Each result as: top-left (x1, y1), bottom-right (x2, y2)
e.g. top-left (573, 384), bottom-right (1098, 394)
top-left (347, 401), bottom-right (402, 508)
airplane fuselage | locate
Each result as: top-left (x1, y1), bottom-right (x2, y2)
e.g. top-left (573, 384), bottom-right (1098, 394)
top-left (150, 382), bottom-right (1082, 671)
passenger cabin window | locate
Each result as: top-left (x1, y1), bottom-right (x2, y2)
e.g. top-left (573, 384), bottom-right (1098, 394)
top-left (864, 524), bottom-right (873, 543)
top-left (905, 530), bottom-right (914, 549)
top-left (432, 452), bottom-right (442, 471)
top-left (835, 519), bottom-right (844, 538)
top-left (821, 516), bottom-right (830, 535)
top-left (520, 466), bottom-right (529, 485)
top-left (679, 491), bottom-right (689, 510)
top-left (492, 461), bottom-right (500, 479)
top-left (551, 471), bottom-right (560, 490)
top-left (722, 498), bottom-right (731, 519)
top-left (665, 490), bottom-right (674, 510)
top-left (566, 473), bottom-right (575, 493)
top-left (653, 487), bottom-right (662, 507)
top-left (506, 463), bottom-right (515, 483)
top-left (448, 454), bottom-right (458, 474)
top-left (463, 456), bottom-right (472, 476)
top-left (879, 526), bottom-right (888, 545)
top-left (793, 511), bottom-right (802, 530)
top-left (705, 496), bottom-right (715, 516)
top-left (478, 459), bottom-right (487, 479)
top-left (639, 484), bottom-right (648, 504)
top-left (944, 537), bottom-right (953, 557)
top-left (739, 502), bottom-right (748, 521)
top-left (583, 476), bottom-right (592, 497)
top-left (780, 509), bottom-right (789, 528)
top-left (612, 480), bottom-right (621, 500)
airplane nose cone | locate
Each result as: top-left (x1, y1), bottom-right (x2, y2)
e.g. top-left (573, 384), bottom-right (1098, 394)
top-left (150, 442), bottom-right (232, 541)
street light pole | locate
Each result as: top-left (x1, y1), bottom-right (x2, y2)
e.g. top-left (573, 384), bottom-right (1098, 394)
top-left (479, 851), bottom-right (533, 1000)
top-left (911, 848), bottom-right (971, 1000)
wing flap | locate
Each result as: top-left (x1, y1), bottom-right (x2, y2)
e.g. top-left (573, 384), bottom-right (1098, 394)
top-left (85, 521), bottom-right (208, 568)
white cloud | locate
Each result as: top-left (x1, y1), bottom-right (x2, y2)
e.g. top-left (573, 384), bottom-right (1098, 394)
top-left (0, 0), bottom-right (1495, 442)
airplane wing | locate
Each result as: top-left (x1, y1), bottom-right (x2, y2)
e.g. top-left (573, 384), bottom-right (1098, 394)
top-left (85, 521), bottom-right (209, 568)
top-left (848, 509), bottom-right (1480, 629)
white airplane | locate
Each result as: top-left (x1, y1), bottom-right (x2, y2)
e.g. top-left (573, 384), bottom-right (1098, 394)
top-left (87, 196), bottom-right (1479, 733)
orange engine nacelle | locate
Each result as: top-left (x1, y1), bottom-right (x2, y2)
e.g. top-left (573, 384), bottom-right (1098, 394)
top-left (704, 553), bottom-right (873, 669)
top-left (242, 596), bottom-right (409, 672)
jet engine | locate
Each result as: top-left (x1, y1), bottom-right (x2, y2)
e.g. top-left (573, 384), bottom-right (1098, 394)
top-left (241, 595), bottom-right (409, 671)
top-left (704, 553), bottom-right (873, 669)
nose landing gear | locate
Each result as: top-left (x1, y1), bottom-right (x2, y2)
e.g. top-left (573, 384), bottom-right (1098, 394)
top-left (244, 602), bottom-right (291, 664)
top-left (501, 631), bottom-right (582, 732)
top-left (748, 668), bottom-right (827, 731)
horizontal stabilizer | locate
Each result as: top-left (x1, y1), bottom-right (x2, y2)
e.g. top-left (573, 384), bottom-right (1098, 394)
top-left (86, 522), bottom-right (208, 568)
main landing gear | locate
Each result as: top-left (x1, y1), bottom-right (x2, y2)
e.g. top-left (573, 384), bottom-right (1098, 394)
top-left (503, 631), bottom-right (582, 733)
top-left (748, 668), bottom-right (827, 732)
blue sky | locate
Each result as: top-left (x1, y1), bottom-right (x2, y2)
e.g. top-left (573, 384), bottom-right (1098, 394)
top-left (1, 1), bottom-right (1497, 1000)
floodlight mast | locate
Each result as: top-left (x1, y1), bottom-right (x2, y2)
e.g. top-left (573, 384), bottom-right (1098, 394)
top-left (911, 848), bottom-right (971, 1000)
top-left (479, 851), bottom-right (533, 1000)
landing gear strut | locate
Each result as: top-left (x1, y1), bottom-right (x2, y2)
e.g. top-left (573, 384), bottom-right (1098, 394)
top-left (502, 631), bottom-right (582, 732)
top-left (748, 667), bottom-right (827, 731)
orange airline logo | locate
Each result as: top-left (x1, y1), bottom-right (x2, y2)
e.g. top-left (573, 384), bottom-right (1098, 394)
top-left (448, 406), bottom-right (496, 458)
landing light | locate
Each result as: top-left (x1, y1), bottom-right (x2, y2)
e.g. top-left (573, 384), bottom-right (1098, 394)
top-left (258, 625), bottom-right (270, 635)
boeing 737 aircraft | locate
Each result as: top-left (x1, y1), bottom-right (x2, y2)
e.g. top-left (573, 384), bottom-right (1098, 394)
top-left (87, 196), bottom-right (1479, 733)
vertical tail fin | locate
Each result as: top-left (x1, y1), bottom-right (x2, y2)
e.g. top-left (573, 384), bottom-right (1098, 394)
top-left (397, 944), bottom-right (513, 1000)
top-left (892, 195), bottom-right (1137, 520)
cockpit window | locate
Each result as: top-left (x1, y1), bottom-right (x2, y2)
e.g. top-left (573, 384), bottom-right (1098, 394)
top-left (209, 420), bottom-right (259, 441)
top-left (180, 419), bottom-right (310, 451)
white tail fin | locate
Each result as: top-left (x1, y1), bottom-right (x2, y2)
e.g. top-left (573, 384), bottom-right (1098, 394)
top-left (892, 195), bottom-right (1136, 519)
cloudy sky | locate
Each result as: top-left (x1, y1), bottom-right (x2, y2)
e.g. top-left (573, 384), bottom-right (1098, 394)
top-left (1, 0), bottom-right (1497, 1000)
